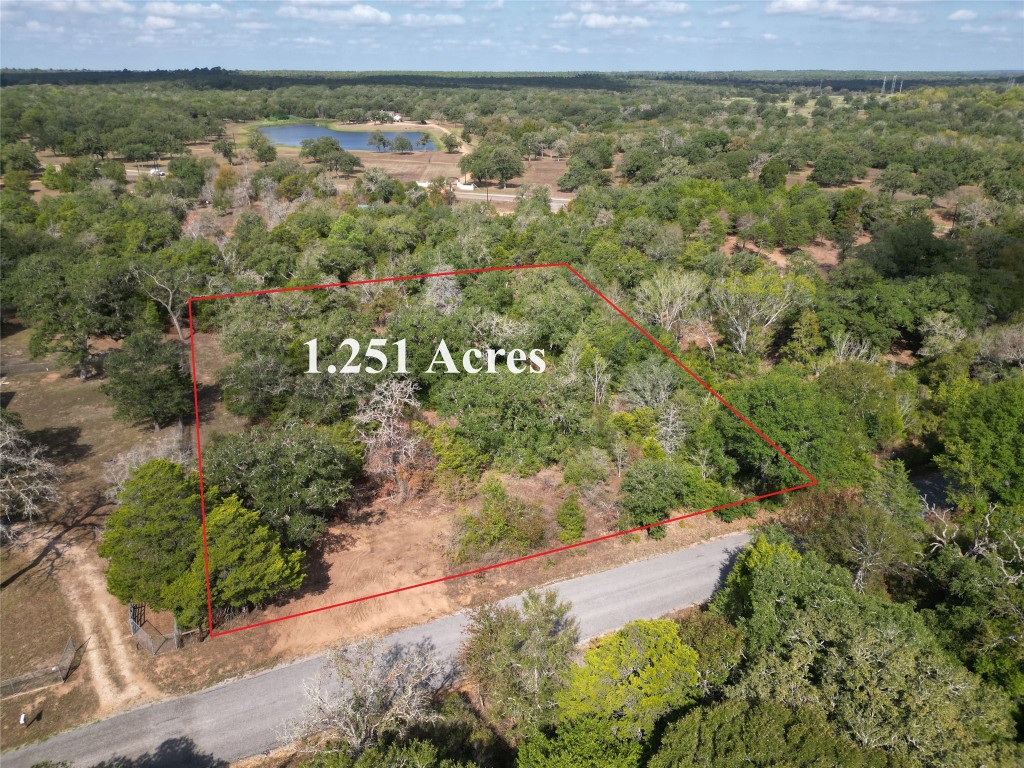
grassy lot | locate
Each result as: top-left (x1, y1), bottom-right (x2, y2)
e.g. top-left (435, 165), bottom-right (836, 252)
top-left (0, 547), bottom-right (99, 750)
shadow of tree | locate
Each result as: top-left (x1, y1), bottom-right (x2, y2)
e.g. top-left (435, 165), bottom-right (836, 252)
top-left (194, 383), bottom-right (221, 426)
top-left (1, 501), bottom-right (101, 588)
top-left (710, 542), bottom-right (747, 597)
top-left (25, 425), bottom-right (92, 465)
top-left (89, 737), bottom-right (228, 767)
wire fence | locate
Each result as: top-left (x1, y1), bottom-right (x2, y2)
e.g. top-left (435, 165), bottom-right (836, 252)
top-left (0, 636), bottom-right (76, 699)
top-left (129, 602), bottom-right (183, 655)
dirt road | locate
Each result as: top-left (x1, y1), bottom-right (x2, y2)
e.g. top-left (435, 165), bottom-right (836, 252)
top-left (4, 532), bottom-right (750, 767)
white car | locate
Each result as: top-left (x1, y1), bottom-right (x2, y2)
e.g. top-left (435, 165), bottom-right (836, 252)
top-left (148, 168), bottom-right (166, 177)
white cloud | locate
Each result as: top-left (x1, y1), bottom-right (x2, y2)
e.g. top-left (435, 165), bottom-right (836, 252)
top-left (708, 3), bottom-right (743, 15)
top-left (144, 14), bottom-right (176, 29)
top-left (766, 0), bottom-right (924, 24)
top-left (24, 19), bottom-right (65, 34)
top-left (763, 32), bottom-right (779, 40)
top-left (399, 13), bottom-right (465, 26)
top-left (552, 43), bottom-right (571, 52)
top-left (574, 1), bottom-right (687, 15)
top-left (237, 21), bottom-right (274, 30)
top-left (143, 2), bottom-right (227, 19)
top-left (580, 13), bottom-right (651, 29)
top-left (719, 20), bottom-right (732, 28)
top-left (39, 0), bottom-right (134, 14)
top-left (278, 36), bottom-right (334, 46)
top-left (277, 3), bottom-right (392, 25)
top-left (947, 9), bottom-right (977, 21)
top-left (679, 19), bottom-right (692, 28)
top-left (960, 24), bottom-right (1008, 35)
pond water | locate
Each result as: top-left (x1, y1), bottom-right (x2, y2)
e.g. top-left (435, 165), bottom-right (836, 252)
top-left (258, 124), bottom-right (436, 151)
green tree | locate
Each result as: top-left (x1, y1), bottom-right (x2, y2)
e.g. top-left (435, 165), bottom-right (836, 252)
top-left (459, 590), bottom-right (579, 737)
top-left (133, 237), bottom-right (220, 341)
top-left (758, 156), bottom-right (788, 190)
top-left (781, 308), bottom-right (826, 363)
top-left (648, 699), bottom-right (900, 768)
top-left (98, 460), bottom-right (201, 612)
top-left (557, 619), bottom-right (699, 741)
top-left (716, 372), bottom-right (872, 492)
top-left (248, 132), bottom-right (277, 164)
top-left (923, 506), bottom-right (1024, 701)
top-left (211, 137), bottom-right (236, 165)
top-left (367, 130), bottom-right (388, 152)
top-left (441, 133), bottom-right (462, 153)
top-left (202, 424), bottom-right (362, 547)
top-left (874, 163), bottom-right (914, 198)
top-left (101, 330), bottom-right (193, 430)
top-left (516, 716), bottom-right (641, 768)
top-left (620, 459), bottom-right (686, 536)
top-left (300, 135), bottom-right (343, 164)
top-left (809, 147), bottom-right (860, 186)
top-left (11, 245), bottom-right (134, 379)
top-left (915, 166), bottom-right (957, 203)
top-left (1, 142), bottom-right (41, 175)
top-left (713, 532), bottom-right (1020, 766)
top-left (784, 486), bottom-right (925, 592)
top-left (168, 495), bottom-right (304, 627)
top-left (350, 740), bottom-right (477, 768)
top-left (618, 147), bottom-right (659, 184)
top-left (453, 477), bottom-right (547, 563)
top-left (390, 135), bottom-right (414, 154)
top-left (675, 611), bottom-right (743, 695)
top-left (938, 379), bottom-right (1024, 510)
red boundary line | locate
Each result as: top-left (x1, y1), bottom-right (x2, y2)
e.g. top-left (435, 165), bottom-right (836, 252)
top-left (187, 263), bottom-right (817, 637)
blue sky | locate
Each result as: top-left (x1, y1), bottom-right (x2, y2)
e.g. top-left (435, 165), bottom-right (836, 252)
top-left (1, 1), bottom-right (1021, 72)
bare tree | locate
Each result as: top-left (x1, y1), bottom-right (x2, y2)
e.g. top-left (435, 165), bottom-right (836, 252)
top-left (634, 269), bottom-right (719, 358)
top-left (586, 355), bottom-right (611, 407)
top-left (355, 378), bottom-right (421, 496)
top-left (829, 331), bottom-right (880, 364)
top-left (657, 404), bottom-right (689, 456)
top-left (712, 271), bottom-right (807, 356)
top-left (103, 433), bottom-right (193, 501)
top-left (0, 412), bottom-right (60, 540)
top-left (183, 210), bottom-right (224, 240)
top-left (977, 323), bottom-right (1024, 370)
top-left (423, 264), bottom-right (463, 316)
top-left (622, 360), bottom-right (676, 410)
top-left (918, 311), bottom-right (967, 359)
top-left (634, 269), bottom-right (707, 340)
top-left (131, 258), bottom-right (213, 342)
top-left (927, 502), bottom-right (1023, 587)
top-left (291, 637), bottom-right (449, 756)
top-left (464, 308), bottom-right (530, 349)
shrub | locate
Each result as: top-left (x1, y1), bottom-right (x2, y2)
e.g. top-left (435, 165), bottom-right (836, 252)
top-left (453, 477), bottom-right (546, 564)
top-left (562, 447), bottom-right (610, 488)
top-left (556, 495), bottom-right (586, 544)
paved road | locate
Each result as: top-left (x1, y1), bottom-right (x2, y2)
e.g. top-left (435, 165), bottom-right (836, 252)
top-left (5, 533), bottom-right (750, 768)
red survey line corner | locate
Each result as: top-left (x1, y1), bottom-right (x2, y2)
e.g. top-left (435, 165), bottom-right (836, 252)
top-left (187, 263), bottom-right (817, 637)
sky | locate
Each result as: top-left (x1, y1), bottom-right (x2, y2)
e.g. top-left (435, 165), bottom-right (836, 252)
top-left (0, 1), bottom-right (1022, 72)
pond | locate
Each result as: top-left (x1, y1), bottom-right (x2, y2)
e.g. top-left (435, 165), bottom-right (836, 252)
top-left (258, 124), bottom-right (436, 151)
